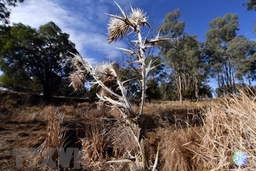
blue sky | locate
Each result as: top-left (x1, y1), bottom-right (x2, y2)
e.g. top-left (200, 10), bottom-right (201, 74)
top-left (9, 0), bottom-right (255, 63)
top-left (8, 0), bottom-right (256, 92)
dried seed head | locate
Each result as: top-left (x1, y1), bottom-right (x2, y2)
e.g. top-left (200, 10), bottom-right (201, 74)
top-left (69, 54), bottom-right (91, 91)
top-left (71, 54), bottom-right (92, 73)
top-left (69, 71), bottom-right (86, 91)
top-left (130, 7), bottom-right (147, 25)
top-left (107, 17), bottom-right (129, 43)
top-left (95, 63), bottom-right (117, 86)
top-left (72, 56), bottom-right (83, 70)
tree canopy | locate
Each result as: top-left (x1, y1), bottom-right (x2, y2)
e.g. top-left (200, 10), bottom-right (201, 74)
top-left (245, 0), bottom-right (256, 11)
top-left (204, 13), bottom-right (256, 96)
top-left (0, 21), bottom-right (78, 101)
top-left (158, 9), bottom-right (210, 102)
top-left (0, 0), bottom-right (24, 25)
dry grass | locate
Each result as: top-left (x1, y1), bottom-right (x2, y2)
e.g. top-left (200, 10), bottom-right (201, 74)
top-left (79, 120), bottom-right (140, 170)
top-left (32, 107), bottom-right (65, 168)
top-left (2, 90), bottom-right (256, 170)
top-left (158, 126), bottom-right (200, 171)
top-left (157, 91), bottom-right (256, 170)
top-left (190, 91), bottom-right (256, 170)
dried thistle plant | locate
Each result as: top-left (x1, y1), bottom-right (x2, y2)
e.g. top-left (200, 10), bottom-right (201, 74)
top-left (106, 2), bottom-right (171, 118)
top-left (69, 2), bottom-right (170, 170)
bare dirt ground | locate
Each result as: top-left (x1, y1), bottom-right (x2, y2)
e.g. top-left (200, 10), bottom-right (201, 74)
top-left (0, 120), bottom-right (46, 170)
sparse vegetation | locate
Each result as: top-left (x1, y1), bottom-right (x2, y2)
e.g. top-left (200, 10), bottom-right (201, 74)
top-left (1, 89), bottom-right (256, 170)
top-left (1, 1), bottom-right (256, 171)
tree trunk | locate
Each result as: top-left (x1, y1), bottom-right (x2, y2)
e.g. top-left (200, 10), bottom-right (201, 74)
top-left (178, 75), bottom-right (183, 105)
top-left (43, 84), bottom-right (52, 103)
top-left (195, 77), bottom-right (199, 100)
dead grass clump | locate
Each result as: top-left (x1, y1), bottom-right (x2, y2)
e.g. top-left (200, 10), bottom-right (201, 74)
top-left (158, 90), bottom-right (256, 170)
top-left (106, 121), bottom-right (139, 158)
top-left (158, 126), bottom-right (200, 171)
top-left (57, 105), bottom-right (81, 117)
top-left (143, 100), bottom-right (207, 116)
top-left (32, 106), bottom-right (64, 167)
top-left (191, 91), bottom-right (256, 170)
top-left (80, 119), bottom-right (140, 170)
top-left (80, 119), bottom-right (108, 163)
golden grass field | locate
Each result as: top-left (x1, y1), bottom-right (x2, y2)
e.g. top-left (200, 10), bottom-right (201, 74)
top-left (0, 90), bottom-right (255, 170)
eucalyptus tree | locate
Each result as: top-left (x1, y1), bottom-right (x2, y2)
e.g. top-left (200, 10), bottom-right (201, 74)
top-left (0, 22), bottom-right (78, 100)
top-left (158, 9), bottom-right (185, 104)
top-left (158, 9), bottom-right (208, 103)
top-left (181, 35), bottom-right (209, 100)
top-left (159, 73), bottom-right (179, 100)
top-left (243, 0), bottom-right (256, 32)
top-left (227, 36), bottom-right (256, 85)
top-left (205, 13), bottom-right (239, 96)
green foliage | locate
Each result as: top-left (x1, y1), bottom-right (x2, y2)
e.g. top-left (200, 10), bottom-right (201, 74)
top-left (206, 14), bottom-right (239, 44)
top-left (182, 88), bottom-right (193, 100)
top-left (0, 24), bottom-right (35, 91)
top-left (0, 22), bottom-right (78, 101)
top-left (158, 72), bottom-right (179, 100)
top-left (227, 36), bottom-right (256, 83)
top-left (205, 13), bottom-right (256, 96)
top-left (205, 14), bottom-right (240, 96)
top-left (146, 78), bottom-right (161, 100)
top-left (159, 9), bottom-right (185, 38)
top-left (198, 84), bottom-right (212, 98)
top-left (0, 67), bottom-right (31, 91)
top-left (158, 9), bottom-right (209, 102)
top-left (244, 0), bottom-right (256, 11)
top-left (0, 0), bottom-right (24, 25)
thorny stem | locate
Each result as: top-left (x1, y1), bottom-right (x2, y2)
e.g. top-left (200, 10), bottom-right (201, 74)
top-left (137, 26), bottom-right (146, 117)
top-left (116, 79), bottom-right (133, 114)
top-left (117, 108), bottom-right (146, 169)
top-left (136, 26), bottom-right (148, 170)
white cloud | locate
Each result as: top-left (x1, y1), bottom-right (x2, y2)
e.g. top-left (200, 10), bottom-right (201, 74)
top-left (9, 0), bottom-right (133, 64)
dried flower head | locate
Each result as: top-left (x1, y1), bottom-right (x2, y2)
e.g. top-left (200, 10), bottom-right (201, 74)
top-left (69, 71), bottom-right (86, 91)
top-left (69, 54), bottom-right (91, 90)
top-left (107, 17), bottom-right (129, 43)
top-left (95, 63), bottom-right (117, 86)
top-left (71, 54), bottom-right (92, 73)
top-left (129, 7), bottom-right (147, 26)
